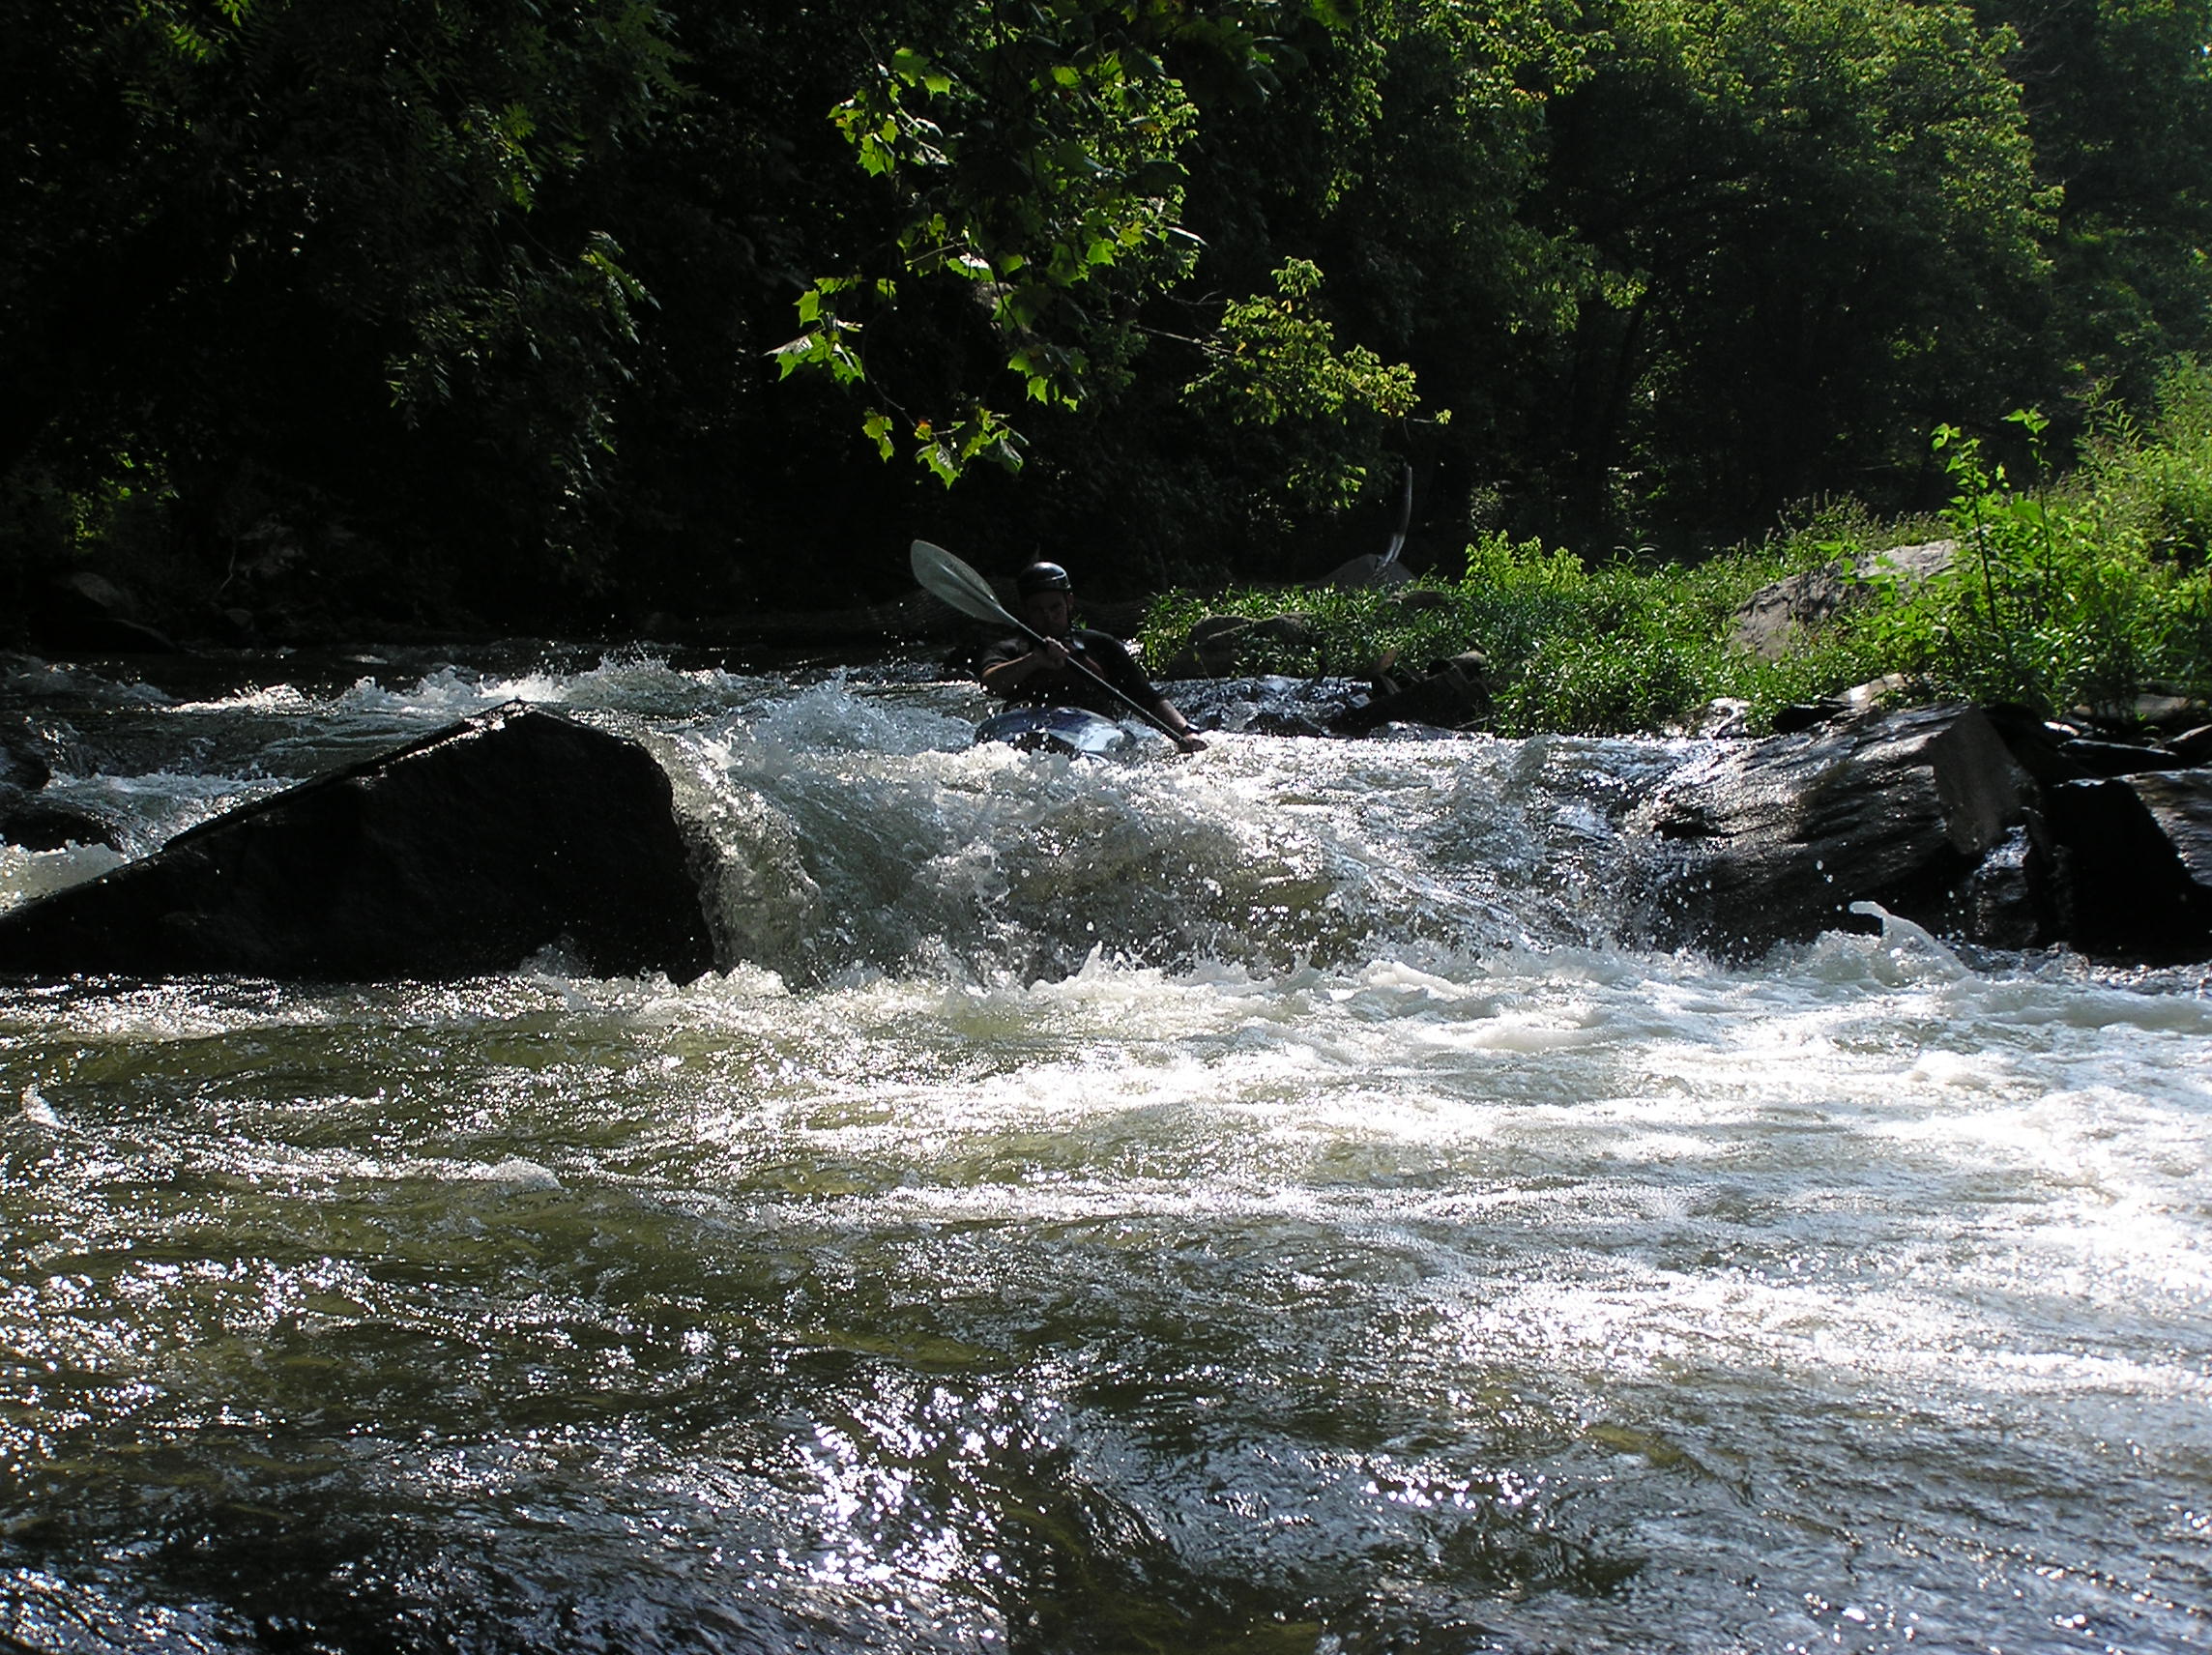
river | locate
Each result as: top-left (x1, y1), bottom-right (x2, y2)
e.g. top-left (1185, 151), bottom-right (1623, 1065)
top-left (1, 646), bottom-right (2206, 1654)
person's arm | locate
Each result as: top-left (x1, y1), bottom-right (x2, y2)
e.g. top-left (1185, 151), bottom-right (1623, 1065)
top-left (1152, 695), bottom-right (1208, 752)
top-left (1088, 633), bottom-right (1208, 751)
top-left (978, 635), bottom-right (1074, 696)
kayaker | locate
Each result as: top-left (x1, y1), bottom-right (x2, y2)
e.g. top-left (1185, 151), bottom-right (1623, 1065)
top-left (978, 562), bottom-right (1208, 752)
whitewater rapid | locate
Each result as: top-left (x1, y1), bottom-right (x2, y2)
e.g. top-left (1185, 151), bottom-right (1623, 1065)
top-left (0, 647), bottom-right (2205, 1653)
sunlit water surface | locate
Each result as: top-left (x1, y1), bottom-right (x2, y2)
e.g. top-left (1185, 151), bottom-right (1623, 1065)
top-left (1, 648), bottom-right (2206, 1654)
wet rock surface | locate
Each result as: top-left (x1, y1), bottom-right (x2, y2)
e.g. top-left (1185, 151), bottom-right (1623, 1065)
top-left (0, 714), bottom-right (54, 791)
top-left (1624, 700), bottom-right (2212, 961)
top-left (0, 790), bottom-right (124, 853)
top-left (0, 712), bottom-right (119, 850)
top-left (1330, 652), bottom-right (1494, 735)
top-left (2030, 776), bottom-right (2209, 955)
top-left (1626, 705), bottom-right (2032, 955)
top-left (0, 703), bottom-right (715, 981)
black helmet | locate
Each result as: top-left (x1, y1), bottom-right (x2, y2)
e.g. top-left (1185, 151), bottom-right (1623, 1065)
top-left (1015, 561), bottom-right (1072, 595)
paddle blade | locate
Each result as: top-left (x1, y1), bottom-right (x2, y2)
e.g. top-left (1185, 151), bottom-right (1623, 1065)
top-left (910, 540), bottom-right (1018, 629)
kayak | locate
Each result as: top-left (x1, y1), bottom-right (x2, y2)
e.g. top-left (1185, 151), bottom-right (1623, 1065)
top-left (974, 706), bottom-right (1141, 757)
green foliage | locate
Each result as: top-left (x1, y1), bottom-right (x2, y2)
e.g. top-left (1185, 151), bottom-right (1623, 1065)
top-left (8, 0), bottom-right (2212, 633)
top-left (1528, 0), bottom-right (2052, 537)
top-left (776, 0), bottom-right (1305, 478)
top-left (1181, 260), bottom-right (1431, 509)
top-left (1969, 0), bottom-right (2212, 397)
top-left (2081, 359), bottom-right (2212, 566)
top-left (0, 0), bottom-right (686, 604)
top-left (1144, 369), bottom-right (2212, 734)
top-left (1140, 532), bottom-right (1883, 735)
top-left (1857, 371), bottom-right (2212, 715)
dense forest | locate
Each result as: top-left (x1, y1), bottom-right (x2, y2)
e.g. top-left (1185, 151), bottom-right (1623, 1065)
top-left (3, 0), bottom-right (2208, 641)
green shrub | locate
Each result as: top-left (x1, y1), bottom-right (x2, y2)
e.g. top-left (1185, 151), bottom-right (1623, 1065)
top-left (1140, 359), bottom-right (2212, 734)
top-left (1141, 533), bottom-right (1859, 735)
top-left (1857, 388), bottom-right (2212, 716)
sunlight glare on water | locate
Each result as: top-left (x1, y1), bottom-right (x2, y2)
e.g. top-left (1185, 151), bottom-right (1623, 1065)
top-left (0, 651), bottom-right (2207, 1653)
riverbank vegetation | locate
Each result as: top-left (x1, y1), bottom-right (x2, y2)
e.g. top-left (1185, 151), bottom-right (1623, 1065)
top-left (3, 0), bottom-right (2210, 665)
top-left (1141, 360), bottom-right (2212, 732)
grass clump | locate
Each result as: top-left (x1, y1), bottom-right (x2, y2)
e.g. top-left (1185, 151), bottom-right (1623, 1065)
top-left (1141, 359), bottom-right (2212, 735)
top-left (1140, 524), bottom-right (1900, 737)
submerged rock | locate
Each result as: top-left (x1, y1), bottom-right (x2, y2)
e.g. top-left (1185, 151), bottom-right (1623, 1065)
top-left (0, 789), bottom-right (123, 853)
top-left (0, 715), bottom-right (53, 791)
top-left (0, 703), bottom-right (715, 981)
top-left (0, 714), bottom-right (119, 851)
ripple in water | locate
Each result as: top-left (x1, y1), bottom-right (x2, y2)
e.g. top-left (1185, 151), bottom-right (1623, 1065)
top-left (0, 651), bottom-right (2206, 1653)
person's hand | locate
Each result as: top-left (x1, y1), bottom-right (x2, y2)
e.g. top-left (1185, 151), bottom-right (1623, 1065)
top-left (1175, 731), bottom-right (1208, 753)
top-left (1033, 638), bottom-right (1072, 669)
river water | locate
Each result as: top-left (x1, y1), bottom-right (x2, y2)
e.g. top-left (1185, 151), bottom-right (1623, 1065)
top-left (1, 647), bottom-right (2206, 1654)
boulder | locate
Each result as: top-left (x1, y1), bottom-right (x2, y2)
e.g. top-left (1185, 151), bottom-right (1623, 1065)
top-left (2131, 692), bottom-right (2210, 734)
top-left (1332, 652), bottom-right (1494, 735)
top-left (1864, 539), bottom-right (1959, 585)
top-left (2033, 774), bottom-right (2211, 955)
top-left (1327, 552), bottom-right (1413, 590)
top-left (1730, 540), bottom-right (1955, 658)
top-left (1958, 826), bottom-right (2041, 950)
top-left (0, 716), bottom-right (53, 791)
top-left (0, 703), bottom-right (715, 981)
top-left (1732, 567), bottom-right (1859, 660)
top-left (1159, 613), bottom-right (1316, 678)
top-left (1626, 704), bottom-right (2033, 955)
top-left (0, 716), bottom-right (115, 850)
top-left (1628, 700), bottom-right (2212, 960)
top-left (2053, 737), bottom-right (2193, 777)
top-left (2170, 725), bottom-right (2212, 765)
top-left (1766, 676), bottom-right (1917, 736)
top-left (0, 789), bottom-right (124, 852)
top-left (2129, 770), bottom-right (2212, 888)
top-left (1388, 588), bottom-right (1458, 615)
top-left (1978, 704), bottom-right (2095, 785)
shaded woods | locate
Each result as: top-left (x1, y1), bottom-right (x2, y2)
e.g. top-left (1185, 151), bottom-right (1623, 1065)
top-left (3, 0), bottom-right (2208, 641)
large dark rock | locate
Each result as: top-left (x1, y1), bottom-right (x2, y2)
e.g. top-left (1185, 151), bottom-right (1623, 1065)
top-left (0, 714), bottom-right (119, 851)
top-left (0, 789), bottom-right (124, 852)
top-left (0, 714), bottom-right (52, 791)
top-left (2132, 770), bottom-right (2212, 883)
top-left (0, 703), bottom-right (715, 981)
top-left (1627, 704), bottom-right (2032, 955)
top-left (38, 570), bottom-right (184, 654)
top-left (1326, 552), bottom-right (1413, 590)
top-left (2033, 775), bottom-right (2212, 955)
top-left (1331, 652), bottom-right (1494, 735)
